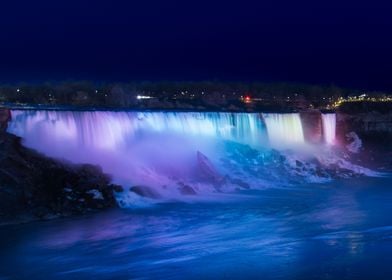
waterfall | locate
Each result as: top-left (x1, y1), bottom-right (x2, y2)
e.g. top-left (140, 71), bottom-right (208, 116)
top-left (8, 111), bottom-right (312, 158)
top-left (8, 110), bottom-right (349, 204)
top-left (8, 110), bottom-right (273, 191)
top-left (262, 113), bottom-right (305, 147)
top-left (321, 113), bottom-right (336, 145)
top-left (8, 110), bottom-right (268, 149)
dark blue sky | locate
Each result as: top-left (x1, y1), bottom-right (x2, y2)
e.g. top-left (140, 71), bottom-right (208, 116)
top-left (1, 0), bottom-right (392, 90)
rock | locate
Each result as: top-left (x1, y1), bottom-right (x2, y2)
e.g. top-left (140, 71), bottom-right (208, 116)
top-left (0, 110), bottom-right (119, 224)
top-left (196, 151), bottom-right (225, 187)
top-left (0, 109), bottom-right (11, 133)
top-left (336, 110), bottom-right (392, 170)
top-left (130, 185), bottom-right (161, 199)
top-left (229, 178), bottom-right (250, 189)
top-left (86, 189), bottom-right (104, 200)
top-left (178, 183), bottom-right (197, 195)
top-left (112, 184), bottom-right (124, 193)
top-left (300, 111), bottom-right (323, 144)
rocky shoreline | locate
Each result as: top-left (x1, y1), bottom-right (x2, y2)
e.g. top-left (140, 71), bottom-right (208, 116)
top-left (0, 109), bottom-right (121, 226)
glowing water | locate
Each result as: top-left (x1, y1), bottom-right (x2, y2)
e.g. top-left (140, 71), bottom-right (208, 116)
top-left (9, 111), bottom-right (310, 154)
top-left (321, 113), bottom-right (336, 145)
top-left (9, 110), bottom-right (267, 149)
top-left (262, 113), bottom-right (305, 147)
top-left (8, 110), bottom-right (270, 200)
top-left (8, 109), bottom-right (369, 205)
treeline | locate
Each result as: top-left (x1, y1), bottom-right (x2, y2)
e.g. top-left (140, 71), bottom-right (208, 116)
top-left (0, 80), bottom-right (381, 110)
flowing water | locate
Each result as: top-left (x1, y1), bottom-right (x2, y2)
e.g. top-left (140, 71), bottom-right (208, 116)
top-left (1, 176), bottom-right (391, 279)
top-left (7, 110), bottom-right (353, 205)
top-left (262, 113), bottom-right (305, 147)
top-left (2, 110), bottom-right (390, 279)
top-left (321, 113), bottom-right (336, 145)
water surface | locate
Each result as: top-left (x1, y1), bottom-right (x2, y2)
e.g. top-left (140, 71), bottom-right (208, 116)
top-left (1, 176), bottom-right (391, 280)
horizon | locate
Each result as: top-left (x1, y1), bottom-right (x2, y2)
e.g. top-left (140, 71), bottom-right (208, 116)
top-left (1, 79), bottom-right (391, 95)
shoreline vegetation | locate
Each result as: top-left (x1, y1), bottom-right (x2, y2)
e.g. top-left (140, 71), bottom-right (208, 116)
top-left (1, 81), bottom-right (391, 113)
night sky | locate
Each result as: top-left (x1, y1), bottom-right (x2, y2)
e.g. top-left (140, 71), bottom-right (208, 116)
top-left (1, 0), bottom-right (392, 90)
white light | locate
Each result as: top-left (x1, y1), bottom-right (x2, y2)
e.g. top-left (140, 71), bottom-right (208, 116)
top-left (137, 95), bottom-right (152, 100)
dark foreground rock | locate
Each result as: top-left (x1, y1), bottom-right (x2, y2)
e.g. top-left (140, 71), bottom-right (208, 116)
top-left (0, 109), bottom-right (119, 225)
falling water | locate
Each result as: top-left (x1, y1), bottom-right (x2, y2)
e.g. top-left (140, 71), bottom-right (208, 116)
top-left (8, 110), bottom-right (268, 149)
top-left (7, 109), bottom-right (360, 204)
top-left (262, 113), bottom-right (305, 147)
top-left (321, 113), bottom-right (336, 145)
top-left (8, 111), bottom-right (271, 192)
top-left (1, 110), bottom-right (388, 280)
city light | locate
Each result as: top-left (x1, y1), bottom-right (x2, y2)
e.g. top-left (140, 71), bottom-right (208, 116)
top-left (331, 94), bottom-right (392, 108)
top-left (136, 95), bottom-right (153, 100)
top-left (243, 96), bottom-right (251, 103)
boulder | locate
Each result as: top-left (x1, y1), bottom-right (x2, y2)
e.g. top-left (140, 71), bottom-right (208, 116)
top-left (229, 178), bottom-right (250, 189)
top-left (177, 182), bottom-right (197, 195)
top-left (130, 185), bottom-right (161, 199)
top-left (196, 151), bottom-right (225, 187)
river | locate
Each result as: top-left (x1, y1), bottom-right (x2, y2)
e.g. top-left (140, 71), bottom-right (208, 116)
top-left (1, 176), bottom-right (391, 279)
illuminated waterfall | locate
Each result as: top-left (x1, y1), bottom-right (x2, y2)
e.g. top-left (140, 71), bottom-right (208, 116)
top-left (8, 110), bottom-right (267, 149)
top-left (262, 113), bottom-right (305, 147)
top-left (321, 113), bottom-right (336, 145)
top-left (8, 110), bottom-right (271, 191)
top-left (7, 109), bottom-right (371, 204)
top-left (8, 110), bottom-right (346, 204)
top-left (8, 111), bottom-right (311, 158)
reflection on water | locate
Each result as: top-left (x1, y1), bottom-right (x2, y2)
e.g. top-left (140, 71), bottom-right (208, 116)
top-left (1, 177), bottom-right (392, 279)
